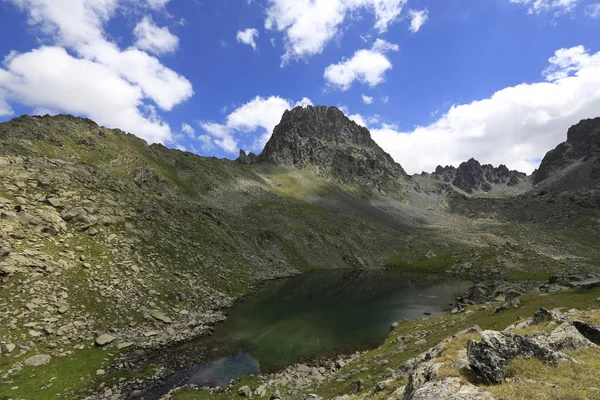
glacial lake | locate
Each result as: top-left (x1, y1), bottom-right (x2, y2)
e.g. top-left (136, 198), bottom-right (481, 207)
top-left (147, 270), bottom-right (471, 396)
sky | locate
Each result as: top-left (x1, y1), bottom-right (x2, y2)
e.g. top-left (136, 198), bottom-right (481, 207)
top-left (0, 0), bottom-right (599, 174)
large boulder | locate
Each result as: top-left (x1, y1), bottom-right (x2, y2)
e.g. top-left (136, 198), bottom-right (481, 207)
top-left (467, 330), bottom-right (574, 384)
top-left (529, 322), bottom-right (598, 351)
top-left (573, 320), bottom-right (600, 345)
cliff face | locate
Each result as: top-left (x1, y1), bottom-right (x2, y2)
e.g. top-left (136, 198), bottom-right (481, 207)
top-left (256, 105), bottom-right (410, 190)
top-left (533, 117), bottom-right (600, 189)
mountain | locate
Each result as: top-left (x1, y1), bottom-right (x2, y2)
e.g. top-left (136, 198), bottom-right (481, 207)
top-left (533, 117), bottom-right (600, 192)
top-left (415, 158), bottom-right (530, 196)
top-left (251, 105), bottom-right (410, 192)
top-left (0, 110), bottom-right (599, 400)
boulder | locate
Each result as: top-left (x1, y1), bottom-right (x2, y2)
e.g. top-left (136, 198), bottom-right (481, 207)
top-left (238, 385), bottom-right (252, 397)
top-left (95, 334), bottom-right (116, 346)
top-left (530, 322), bottom-right (597, 351)
top-left (24, 354), bottom-right (52, 366)
top-left (402, 361), bottom-right (437, 400)
top-left (467, 330), bottom-right (574, 384)
top-left (1, 343), bottom-right (16, 354)
top-left (150, 310), bottom-right (172, 324)
top-left (531, 308), bottom-right (558, 325)
top-left (573, 320), bottom-right (600, 345)
top-left (350, 378), bottom-right (364, 393)
top-left (571, 278), bottom-right (600, 290)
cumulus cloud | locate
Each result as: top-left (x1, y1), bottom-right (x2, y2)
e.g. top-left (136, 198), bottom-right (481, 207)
top-left (236, 28), bottom-right (260, 50)
top-left (264, 0), bottom-right (407, 64)
top-left (362, 95), bottom-right (374, 104)
top-left (199, 96), bottom-right (313, 153)
top-left (360, 45), bottom-right (600, 175)
top-left (408, 9), bottom-right (428, 33)
top-left (134, 16), bottom-right (179, 55)
top-left (0, 0), bottom-right (193, 144)
top-left (509, 0), bottom-right (578, 16)
top-left (324, 39), bottom-right (398, 91)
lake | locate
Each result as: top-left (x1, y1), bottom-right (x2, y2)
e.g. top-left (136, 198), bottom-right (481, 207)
top-left (147, 270), bottom-right (470, 396)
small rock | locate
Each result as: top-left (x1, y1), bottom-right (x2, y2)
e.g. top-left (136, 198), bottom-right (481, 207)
top-left (117, 342), bottom-right (134, 350)
top-left (96, 369), bottom-right (106, 376)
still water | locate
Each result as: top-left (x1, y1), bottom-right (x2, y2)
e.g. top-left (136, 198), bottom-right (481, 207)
top-left (149, 270), bottom-right (470, 396)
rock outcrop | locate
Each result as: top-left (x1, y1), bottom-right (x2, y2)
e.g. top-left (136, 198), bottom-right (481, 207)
top-left (258, 105), bottom-right (410, 191)
top-left (467, 330), bottom-right (574, 384)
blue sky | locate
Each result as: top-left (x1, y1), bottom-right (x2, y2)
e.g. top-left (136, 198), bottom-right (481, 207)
top-left (0, 0), bottom-right (599, 174)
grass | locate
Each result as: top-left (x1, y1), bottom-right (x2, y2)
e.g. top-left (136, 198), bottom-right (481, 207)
top-left (0, 346), bottom-right (119, 400)
top-left (488, 348), bottom-right (600, 400)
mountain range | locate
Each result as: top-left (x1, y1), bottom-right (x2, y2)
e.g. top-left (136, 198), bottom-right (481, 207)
top-left (0, 106), bottom-right (599, 399)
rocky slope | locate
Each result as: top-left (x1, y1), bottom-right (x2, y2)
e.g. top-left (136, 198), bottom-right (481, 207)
top-left (253, 105), bottom-right (411, 193)
top-left (415, 159), bottom-right (530, 196)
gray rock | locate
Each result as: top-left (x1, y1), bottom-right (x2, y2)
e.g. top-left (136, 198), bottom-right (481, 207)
top-left (402, 361), bottom-right (436, 400)
top-left (1, 343), bottom-right (15, 354)
top-left (411, 377), bottom-right (493, 400)
top-left (350, 378), bottom-right (364, 393)
top-left (467, 330), bottom-right (574, 384)
top-left (571, 278), bottom-right (600, 290)
top-left (255, 384), bottom-right (266, 397)
top-left (573, 320), bottom-right (600, 345)
top-left (531, 308), bottom-right (557, 325)
top-left (238, 385), bottom-right (252, 397)
top-left (150, 310), bottom-right (172, 324)
top-left (530, 322), bottom-right (597, 351)
top-left (95, 334), bottom-right (116, 346)
top-left (24, 354), bottom-right (52, 366)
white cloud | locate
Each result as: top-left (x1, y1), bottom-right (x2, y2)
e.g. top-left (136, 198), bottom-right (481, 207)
top-left (585, 3), bottom-right (600, 17)
top-left (363, 45), bottom-right (600, 175)
top-left (146, 0), bottom-right (170, 9)
top-left (509, 0), bottom-right (578, 16)
top-left (199, 96), bottom-right (312, 153)
top-left (0, 0), bottom-right (193, 144)
top-left (381, 96), bottom-right (389, 103)
top-left (324, 39), bottom-right (398, 91)
top-left (181, 123), bottom-right (195, 138)
top-left (0, 46), bottom-right (172, 143)
top-left (134, 16), bottom-right (179, 55)
top-left (362, 94), bottom-right (374, 104)
top-left (264, 0), bottom-right (407, 64)
top-left (236, 28), bottom-right (260, 50)
top-left (0, 90), bottom-right (12, 116)
top-left (408, 9), bottom-right (428, 33)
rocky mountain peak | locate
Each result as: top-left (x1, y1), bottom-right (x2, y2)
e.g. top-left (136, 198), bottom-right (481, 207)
top-left (533, 117), bottom-right (600, 185)
top-left (256, 105), bottom-right (409, 190)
